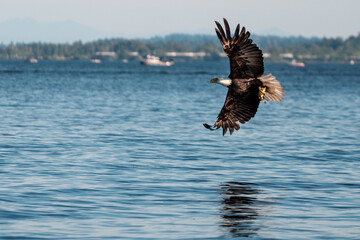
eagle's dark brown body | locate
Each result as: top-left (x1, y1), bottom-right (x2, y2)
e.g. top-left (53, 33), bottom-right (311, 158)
top-left (204, 18), bottom-right (284, 135)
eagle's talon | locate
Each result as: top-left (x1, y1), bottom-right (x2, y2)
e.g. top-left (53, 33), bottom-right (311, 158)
top-left (259, 86), bottom-right (267, 103)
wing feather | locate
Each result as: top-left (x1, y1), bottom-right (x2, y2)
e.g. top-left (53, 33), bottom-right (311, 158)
top-left (215, 21), bottom-right (226, 40)
top-left (214, 84), bottom-right (260, 135)
top-left (215, 29), bottom-right (225, 45)
top-left (233, 24), bottom-right (240, 40)
top-left (223, 18), bottom-right (232, 40)
top-left (215, 18), bottom-right (264, 78)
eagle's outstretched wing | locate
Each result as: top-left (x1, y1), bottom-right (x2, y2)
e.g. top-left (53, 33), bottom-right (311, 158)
top-left (213, 82), bottom-right (260, 135)
top-left (215, 18), bottom-right (264, 79)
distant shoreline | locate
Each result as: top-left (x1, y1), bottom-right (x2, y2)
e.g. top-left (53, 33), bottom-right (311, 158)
top-left (0, 59), bottom-right (356, 64)
top-left (0, 33), bottom-right (359, 63)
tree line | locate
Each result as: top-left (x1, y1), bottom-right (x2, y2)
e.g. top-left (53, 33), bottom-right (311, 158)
top-left (0, 33), bottom-right (359, 62)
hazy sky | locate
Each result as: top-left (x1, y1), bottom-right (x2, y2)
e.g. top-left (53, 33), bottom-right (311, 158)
top-left (1, 0), bottom-right (359, 38)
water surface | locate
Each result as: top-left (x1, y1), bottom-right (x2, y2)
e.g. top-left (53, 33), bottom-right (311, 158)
top-left (0, 60), bottom-right (359, 239)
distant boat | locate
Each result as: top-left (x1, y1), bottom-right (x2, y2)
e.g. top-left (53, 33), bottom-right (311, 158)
top-left (288, 59), bottom-right (305, 67)
top-left (122, 59), bottom-right (128, 63)
top-left (90, 59), bottom-right (101, 64)
top-left (28, 58), bottom-right (38, 63)
top-left (350, 60), bottom-right (355, 65)
top-left (140, 55), bottom-right (174, 66)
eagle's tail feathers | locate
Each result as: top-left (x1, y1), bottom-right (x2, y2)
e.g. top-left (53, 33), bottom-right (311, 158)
top-left (259, 73), bottom-right (284, 102)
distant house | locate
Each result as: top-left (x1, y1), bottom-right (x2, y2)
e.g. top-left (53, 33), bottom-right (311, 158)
top-left (95, 51), bottom-right (116, 57)
top-left (128, 52), bottom-right (139, 56)
top-left (165, 52), bottom-right (208, 57)
top-left (280, 53), bottom-right (294, 59)
top-left (263, 53), bottom-right (272, 58)
top-left (298, 54), bottom-right (317, 60)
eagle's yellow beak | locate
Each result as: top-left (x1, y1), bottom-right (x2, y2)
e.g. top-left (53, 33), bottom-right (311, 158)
top-left (210, 78), bottom-right (218, 83)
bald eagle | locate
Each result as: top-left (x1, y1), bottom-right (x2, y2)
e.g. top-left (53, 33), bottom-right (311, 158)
top-left (204, 18), bottom-right (284, 135)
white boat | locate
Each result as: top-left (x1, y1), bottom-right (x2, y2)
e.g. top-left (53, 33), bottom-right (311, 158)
top-left (28, 58), bottom-right (38, 63)
top-left (350, 60), bottom-right (355, 65)
top-left (140, 55), bottom-right (174, 66)
top-left (288, 59), bottom-right (305, 67)
top-left (90, 59), bottom-right (101, 64)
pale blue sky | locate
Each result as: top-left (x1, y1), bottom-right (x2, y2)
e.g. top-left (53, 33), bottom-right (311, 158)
top-left (1, 0), bottom-right (359, 38)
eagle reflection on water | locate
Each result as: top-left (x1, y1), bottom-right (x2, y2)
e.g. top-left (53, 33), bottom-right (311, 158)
top-left (219, 182), bottom-right (263, 238)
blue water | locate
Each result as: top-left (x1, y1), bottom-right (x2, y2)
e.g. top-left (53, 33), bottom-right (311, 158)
top-left (0, 60), bottom-right (359, 239)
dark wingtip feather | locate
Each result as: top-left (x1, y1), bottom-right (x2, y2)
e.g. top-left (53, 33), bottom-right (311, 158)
top-left (222, 121), bottom-right (227, 136)
top-left (240, 26), bottom-right (246, 36)
top-left (215, 21), bottom-right (226, 39)
top-left (229, 127), bottom-right (234, 135)
top-left (223, 18), bottom-right (231, 40)
top-left (203, 123), bottom-right (216, 130)
top-left (222, 127), bottom-right (227, 136)
top-left (234, 24), bottom-right (240, 37)
top-left (215, 28), bottom-right (225, 45)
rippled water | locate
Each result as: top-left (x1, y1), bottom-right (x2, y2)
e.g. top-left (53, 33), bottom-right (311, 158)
top-left (0, 60), bottom-right (359, 239)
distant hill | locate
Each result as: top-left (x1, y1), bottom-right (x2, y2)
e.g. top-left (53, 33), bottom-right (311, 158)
top-left (0, 18), bottom-right (321, 48)
top-left (255, 27), bottom-right (292, 37)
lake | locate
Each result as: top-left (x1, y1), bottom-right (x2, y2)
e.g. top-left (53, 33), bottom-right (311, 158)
top-left (0, 60), bottom-right (359, 239)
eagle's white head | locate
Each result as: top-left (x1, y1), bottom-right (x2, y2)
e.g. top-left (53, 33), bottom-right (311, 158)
top-left (210, 77), bottom-right (232, 87)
